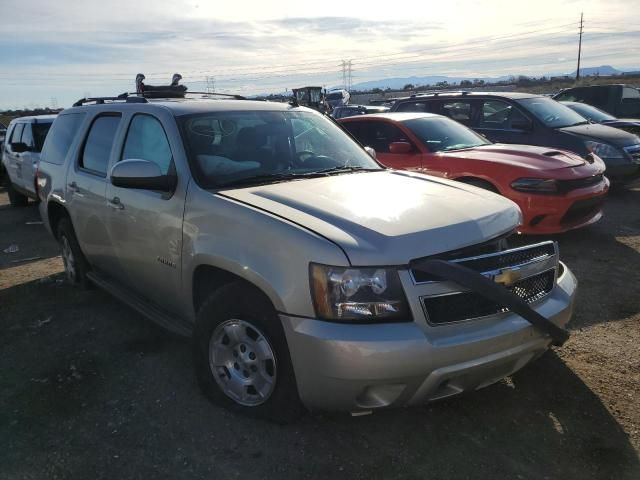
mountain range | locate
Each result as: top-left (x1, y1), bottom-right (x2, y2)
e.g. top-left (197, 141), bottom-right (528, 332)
top-left (346, 65), bottom-right (636, 91)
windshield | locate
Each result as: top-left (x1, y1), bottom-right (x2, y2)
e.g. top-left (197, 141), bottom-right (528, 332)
top-left (565, 102), bottom-right (616, 123)
top-left (180, 109), bottom-right (382, 188)
top-left (403, 116), bottom-right (491, 152)
top-left (517, 97), bottom-right (588, 128)
top-left (326, 92), bottom-right (343, 100)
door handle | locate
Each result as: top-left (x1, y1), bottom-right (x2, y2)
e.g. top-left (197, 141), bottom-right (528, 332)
top-left (107, 197), bottom-right (124, 210)
top-left (68, 181), bottom-right (80, 193)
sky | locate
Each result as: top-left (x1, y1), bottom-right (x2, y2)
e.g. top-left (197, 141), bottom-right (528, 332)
top-left (0, 0), bottom-right (639, 109)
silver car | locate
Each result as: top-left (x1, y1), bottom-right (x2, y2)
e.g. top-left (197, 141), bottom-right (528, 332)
top-left (2, 115), bottom-right (56, 206)
top-left (37, 95), bottom-right (577, 422)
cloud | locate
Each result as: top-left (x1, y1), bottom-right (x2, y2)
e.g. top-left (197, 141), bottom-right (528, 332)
top-left (0, 1), bottom-right (638, 109)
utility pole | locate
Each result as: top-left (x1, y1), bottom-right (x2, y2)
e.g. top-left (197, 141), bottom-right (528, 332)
top-left (576, 12), bottom-right (584, 82)
top-left (347, 60), bottom-right (353, 93)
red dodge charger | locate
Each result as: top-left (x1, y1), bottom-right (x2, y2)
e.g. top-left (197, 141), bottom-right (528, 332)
top-left (339, 112), bottom-right (609, 235)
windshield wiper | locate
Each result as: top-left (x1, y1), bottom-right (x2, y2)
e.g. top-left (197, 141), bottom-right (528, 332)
top-left (308, 166), bottom-right (381, 175)
top-left (442, 144), bottom-right (481, 152)
top-left (216, 172), bottom-right (316, 188)
top-left (216, 166), bottom-right (381, 189)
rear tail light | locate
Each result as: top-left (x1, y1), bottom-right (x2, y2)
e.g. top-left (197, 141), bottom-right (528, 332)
top-left (36, 166), bottom-right (47, 201)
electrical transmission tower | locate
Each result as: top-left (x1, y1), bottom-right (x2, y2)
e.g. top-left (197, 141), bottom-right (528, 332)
top-left (340, 60), bottom-right (353, 92)
top-left (576, 12), bottom-right (584, 81)
top-left (206, 76), bottom-right (215, 93)
top-left (50, 97), bottom-right (58, 109)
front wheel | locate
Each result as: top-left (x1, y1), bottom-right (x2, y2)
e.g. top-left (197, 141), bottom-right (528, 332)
top-left (193, 282), bottom-right (303, 423)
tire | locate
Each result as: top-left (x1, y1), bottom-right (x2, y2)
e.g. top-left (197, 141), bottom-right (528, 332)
top-left (193, 282), bottom-right (303, 423)
top-left (57, 218), bottom-right (91, 289)
top-left (7, 182), bottom-right (29, 207)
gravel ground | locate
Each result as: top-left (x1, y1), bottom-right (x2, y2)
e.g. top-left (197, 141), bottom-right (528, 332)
top-left (0, 184), bottom-right (639, 480)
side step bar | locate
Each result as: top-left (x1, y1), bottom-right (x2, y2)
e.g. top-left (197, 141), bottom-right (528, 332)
top-left (87, 271), bottom-right (192, 338)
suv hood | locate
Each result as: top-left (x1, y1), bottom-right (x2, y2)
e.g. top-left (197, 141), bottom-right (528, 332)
top-left (559, 122), bottom-right (640, 148)
top-left (444, 144), bottom-right (587, 170)
top-left (219, 170), bottom-right (521, 265)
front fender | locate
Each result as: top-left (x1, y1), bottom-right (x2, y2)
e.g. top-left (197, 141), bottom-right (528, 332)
top-left (181, 185), bottom-right (350, 321)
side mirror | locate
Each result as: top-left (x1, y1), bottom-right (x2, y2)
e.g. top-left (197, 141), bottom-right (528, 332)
top-left (511, 118), bottom-right (532, 131)
top-left (364, 146), bottom-right (377, 159)
top-left (11, 142), bottom-right (30, 153)
top-left (389, 141), bottom-right (413, 154)
top-left (110, 159), bottom-right (176, 192)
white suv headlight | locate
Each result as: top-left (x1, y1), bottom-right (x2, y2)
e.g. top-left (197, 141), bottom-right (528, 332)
top-left (310, 264), bottom-right (411, 322)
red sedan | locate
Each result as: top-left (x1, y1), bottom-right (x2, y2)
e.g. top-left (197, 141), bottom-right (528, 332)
top-left (339, 112), bottom-right (609, 235)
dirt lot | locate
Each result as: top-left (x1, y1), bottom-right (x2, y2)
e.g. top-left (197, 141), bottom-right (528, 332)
top-left (1, 184), bottom-right (639, 480)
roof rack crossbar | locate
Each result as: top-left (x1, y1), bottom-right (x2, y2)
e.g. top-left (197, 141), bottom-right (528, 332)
top-left (72, 94), bottom-right (148, 107)
top-left (181, 91), bottom-right (247, 100)
top-left (72, 90), bottom-right (247, 108)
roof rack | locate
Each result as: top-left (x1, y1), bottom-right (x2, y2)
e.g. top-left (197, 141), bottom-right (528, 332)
top-left (72, 90), bottom-right (246, 107)
top-left (180, 91), bottom-right (247, 100)
top-left (72, 94), bottom-right (147, 107)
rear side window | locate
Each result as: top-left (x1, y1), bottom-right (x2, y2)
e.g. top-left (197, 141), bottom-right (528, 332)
top-left (80, 115), bottom-right (121, 175)
top-left (32, 123), bottom-right (52, 152)
top-left (11, 124), bottom-right (24, 144)
top-left (121, 114), bottom-right (172, 175)
top-left (21, 124), bottom-right (34, 148)
top-left (622, 87), bottom-right (640, 100)
top-left (442, 101), bottom-right (473, 122)
top-left (395, 102), bottom-right (428, 113)
top-left (41, 113), bottom-right (86, 165)
top-left (479, 100), bottom-right (528, 130)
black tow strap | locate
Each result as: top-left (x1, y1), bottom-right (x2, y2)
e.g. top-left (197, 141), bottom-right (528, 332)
top-left (411, 259), bottom-right (570, 346)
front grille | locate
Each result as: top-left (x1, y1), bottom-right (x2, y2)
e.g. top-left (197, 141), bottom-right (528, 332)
top-left (561, 196), bottom-right (605, 225)
top-left (557, 173), bottom-right (604, 192)
top-left (421, 269), bottom-right (556, 325)
top-left (411, 242), bottom-right (555, 283)
top-left (413, 241), bottom-right (558, 325)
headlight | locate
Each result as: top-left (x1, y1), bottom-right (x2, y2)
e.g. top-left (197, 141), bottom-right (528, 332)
top-left (310, 264), bottom-right (411, 322)
top-left (511, 178), bottom-right (559, 193)
top-left (584, 141), bottom-right (626, 160)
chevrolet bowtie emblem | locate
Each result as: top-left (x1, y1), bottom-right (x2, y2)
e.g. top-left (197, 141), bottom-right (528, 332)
top-left (493, 269), bottom-right (522, 286)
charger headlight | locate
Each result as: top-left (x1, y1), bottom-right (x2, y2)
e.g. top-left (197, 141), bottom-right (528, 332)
top-left (310, 264), bottom-right (410, 322)
top-left (511, 178), bottom-right (559, 193)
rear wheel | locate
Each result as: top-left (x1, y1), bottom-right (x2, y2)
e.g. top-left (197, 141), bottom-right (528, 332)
top-left (57, 218), bottom-right (91, 288)
top-left (194, 282), bottom-right (303, 423)
top-left (7, 182), bottom-right (29, 207)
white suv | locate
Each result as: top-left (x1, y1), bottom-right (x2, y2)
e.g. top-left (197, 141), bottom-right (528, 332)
top-left (2, 115), bottom-right (56, 206)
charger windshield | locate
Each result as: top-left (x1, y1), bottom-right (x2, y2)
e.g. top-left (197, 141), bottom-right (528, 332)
top-left (180, 110), bottom-right (381, 188)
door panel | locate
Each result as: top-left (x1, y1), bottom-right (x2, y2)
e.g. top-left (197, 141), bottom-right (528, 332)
top-left (67, 114), bottom-right (122, 275)
top-left (376, 151), bottom-right (422, 170)
top-left (6, 124), bottom-right (24, 188)
top-left (106, 113), bottom-right (183, 314)
top-left (19, 124), bottom-right (37, 195)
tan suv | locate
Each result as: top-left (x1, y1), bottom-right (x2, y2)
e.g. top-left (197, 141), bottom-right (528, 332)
top-left (37, 93), bottom-right (576, 421)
